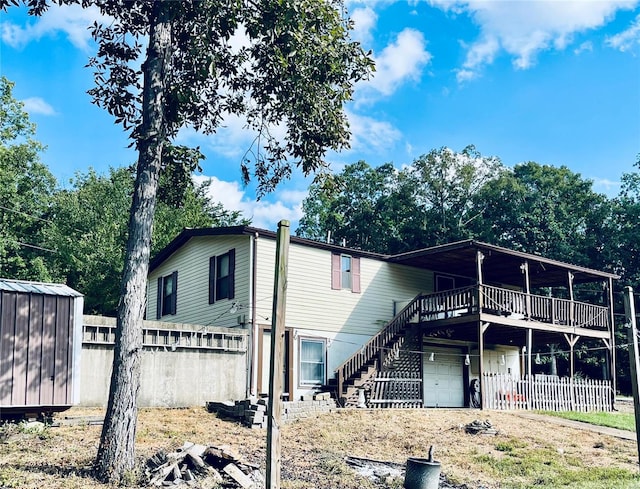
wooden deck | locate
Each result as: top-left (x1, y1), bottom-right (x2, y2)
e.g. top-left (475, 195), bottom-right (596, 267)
top-left (334, 285), bottom-right (613, 407)
top-left (418, 285), bottom-right (611, 339)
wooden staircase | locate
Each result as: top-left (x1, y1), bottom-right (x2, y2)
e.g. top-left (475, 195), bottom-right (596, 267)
top-left (333, 293), bottom-right (426, 407)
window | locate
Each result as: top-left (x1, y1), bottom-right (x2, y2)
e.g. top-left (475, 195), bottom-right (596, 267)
top-left (299, 338), bottom-right (326, 385)
top-left (341, 255), bottom-right (352, 290)
top-left (209, 249), bottom-right (235, 304)
top-left (435, 274), bottom-right (455, 292)
top-left (157, 271), bottom-right (177, 318)
top-left (331, 253), bottom-right (360, 293)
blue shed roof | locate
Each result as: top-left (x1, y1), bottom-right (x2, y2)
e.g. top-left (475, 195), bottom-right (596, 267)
top-left (0, 278), bottom-right (83, 297)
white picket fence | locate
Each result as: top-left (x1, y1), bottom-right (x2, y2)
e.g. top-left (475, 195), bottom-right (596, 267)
top-left (482, 373), bottom-right (613, 412)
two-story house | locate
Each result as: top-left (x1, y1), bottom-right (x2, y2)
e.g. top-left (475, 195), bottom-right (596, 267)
top-left (147, 225), bottom-right (618, 410)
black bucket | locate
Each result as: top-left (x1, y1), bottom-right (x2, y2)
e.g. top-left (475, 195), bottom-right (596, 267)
top-left (404, 457), bottom-right (441, 489)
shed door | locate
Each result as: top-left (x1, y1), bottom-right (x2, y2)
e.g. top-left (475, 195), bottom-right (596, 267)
top-left (423, 346), bottom-right (464, 407)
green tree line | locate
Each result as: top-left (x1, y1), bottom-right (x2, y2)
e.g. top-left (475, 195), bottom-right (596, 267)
top-left (297, 145), bottom-right (640, 393)
top-left (0, 77), bottom-right (245, 316)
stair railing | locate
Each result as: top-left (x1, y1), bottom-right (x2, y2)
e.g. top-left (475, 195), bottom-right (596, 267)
top-left (334, 292), bottom-right (426, 400)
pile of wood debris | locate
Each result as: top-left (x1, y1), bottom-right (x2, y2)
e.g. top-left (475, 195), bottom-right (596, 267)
top-left (145, 441), bottom-right (262, 488)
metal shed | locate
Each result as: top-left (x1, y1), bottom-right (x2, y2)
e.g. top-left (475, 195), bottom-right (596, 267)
top-left (0, 278), bottom-right (83, 418)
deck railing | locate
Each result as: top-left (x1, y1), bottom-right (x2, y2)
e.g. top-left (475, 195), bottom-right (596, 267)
top-left (481, 285), bottom-right (610, 330)
top-left (483, 373), bottom-right (613, 412)
top-left (334, 285), bottom-right (611, 402)
top-left (418, 286), bottom-right (478, 320)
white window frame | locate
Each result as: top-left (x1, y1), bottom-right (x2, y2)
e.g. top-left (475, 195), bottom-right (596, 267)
top-left (299, 337), bottom-right (327, 386)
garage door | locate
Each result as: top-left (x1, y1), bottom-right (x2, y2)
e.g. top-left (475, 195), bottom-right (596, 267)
top-left (423, 346), bottom-right (464, 407)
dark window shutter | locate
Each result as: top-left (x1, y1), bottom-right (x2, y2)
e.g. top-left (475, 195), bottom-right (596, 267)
top-left (331, 253), bottom-right (341, 290)
top-left (209, 256), bottom-right (216, 304)
top-left (352, 257), bottom-right (361, 293)
top-left (156, 277), bottom-right (162, 319)
top-left (228, 248), bottom-right (235, 300)
top-left (171, 271), bottom-right (178, 315)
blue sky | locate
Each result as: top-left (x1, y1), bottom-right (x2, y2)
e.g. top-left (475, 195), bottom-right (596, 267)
top-left (2, 1), bottom-right (639, 231)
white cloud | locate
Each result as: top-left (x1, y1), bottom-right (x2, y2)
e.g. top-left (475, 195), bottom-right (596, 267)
top-left (1, 4), bottom-right (109, 50)
top-left (193, 175), bottom-right (305, 230)
top-left (606, 13), bottom-right (640, 51)
top-left (346, 110), bottom-right (402, 153)
top-left (574, 41), bottom-right (593, 55)
top-left (21, 97), bottom-right (56, 116)
top-left (429, 0), bottom-right (637, 80)
top-left (351, 7), bottom-right (378, 45)
top-left (364, 28), bottom-right (432, 97)
top-left (592, 177), bottom-right (621, 196)
top-left (455, 67), bottom-right (478, 83)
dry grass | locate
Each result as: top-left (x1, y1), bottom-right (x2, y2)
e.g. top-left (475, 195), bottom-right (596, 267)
top-left (1, 406), bottom-right (639, 488)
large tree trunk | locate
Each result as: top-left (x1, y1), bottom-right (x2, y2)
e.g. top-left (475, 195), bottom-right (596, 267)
top-left (95, 2), bottom-right (172, 483)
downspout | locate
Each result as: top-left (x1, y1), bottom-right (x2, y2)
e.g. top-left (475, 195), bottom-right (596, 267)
top-left (246, 232), bottom-right (259, 398)
top-left (522, 261), bottom-right (532, 390)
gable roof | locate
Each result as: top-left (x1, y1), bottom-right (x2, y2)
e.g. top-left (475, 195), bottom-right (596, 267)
top-left (0, 278), bottom-right (83, 297)
top-left (149, 225), bottom-right (387, 273)
top-left (149, 226), bottom-right (618, 286)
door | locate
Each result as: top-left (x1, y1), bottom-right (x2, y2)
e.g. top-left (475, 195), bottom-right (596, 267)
top-left (258, 328), bottom-right (292, 398)
top-left (423, 346), bottom-right (464, 407)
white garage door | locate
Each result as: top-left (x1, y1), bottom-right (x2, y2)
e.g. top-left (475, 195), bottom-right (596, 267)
top-left (423, 346), bottom-right (464, 407)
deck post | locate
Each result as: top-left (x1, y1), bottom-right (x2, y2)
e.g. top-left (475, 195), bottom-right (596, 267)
top-left (478, 322), bottom-right (489, 409)
top-left (526, 328), bottom-right (533, 410)
top-left (476, 251), bottom-right (484, 311)
top-left (521, 261), bottom-right (531, 318)
top-left (526, 329), bottom-right (533, 377)
top-left (568, 271), bottom-right (575, 326)
top-left (607, 278), bottom-right (617, 402)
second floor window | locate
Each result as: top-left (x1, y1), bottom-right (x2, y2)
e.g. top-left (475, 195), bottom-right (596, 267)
top-left (341, 255), bottom-right (352, 290)
top-left (331, 252), bottom-right (361, 293)
top-left (209, 249), bottom-right (235, 303)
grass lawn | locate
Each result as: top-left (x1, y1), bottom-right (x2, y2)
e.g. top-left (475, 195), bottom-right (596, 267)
top-left (539, 410), bottom-right (637, 432)
top-left (2, 408), bottom-right (640, 488)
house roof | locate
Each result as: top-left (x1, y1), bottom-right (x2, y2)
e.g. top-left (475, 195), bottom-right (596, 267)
top-left (149, 225), bottom-right (387, 273)
top-left (150, 226), bottom-right (618, 287)
top-left (389, 240), bottom-right (619, 287)
top-left (0, 278), bottom-right (83, 297)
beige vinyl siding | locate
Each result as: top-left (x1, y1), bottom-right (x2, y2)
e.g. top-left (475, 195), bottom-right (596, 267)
top-left (148, 235), bottom-right (251, 327)
top-left (254, 236), bottom-right (433, 337)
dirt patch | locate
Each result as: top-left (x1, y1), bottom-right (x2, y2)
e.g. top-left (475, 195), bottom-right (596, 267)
top-left (0, 407), bottom-right (638, 488)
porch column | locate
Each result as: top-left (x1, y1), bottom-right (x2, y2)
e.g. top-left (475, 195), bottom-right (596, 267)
top-left (521, 261), bottom-right (531, 318)
top-left (476, 251), bottom-right (485, 312)
top-left (525, 328), bottom-right (533, 377)
top-left (564, 333), bottom-right (579, 380)
top-left (526, 328), bottom-right (533, 410)
top-left (568, 271), bottom-right (575, 326)
top-left (607, 277), bottom-right (617, 399)
top-left (478, 321), bottom-right (489, 409)
top-left (564, 333), bottom-right (579, 411)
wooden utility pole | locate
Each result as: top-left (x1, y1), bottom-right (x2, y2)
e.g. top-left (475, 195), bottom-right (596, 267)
top-left (266, 220), bottom-right (290, 489)
top-left (623, 286), bottom-right (640, 469)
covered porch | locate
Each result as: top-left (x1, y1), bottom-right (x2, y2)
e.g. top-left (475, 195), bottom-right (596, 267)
top-left (335, 240), bottom-right (619, 411)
